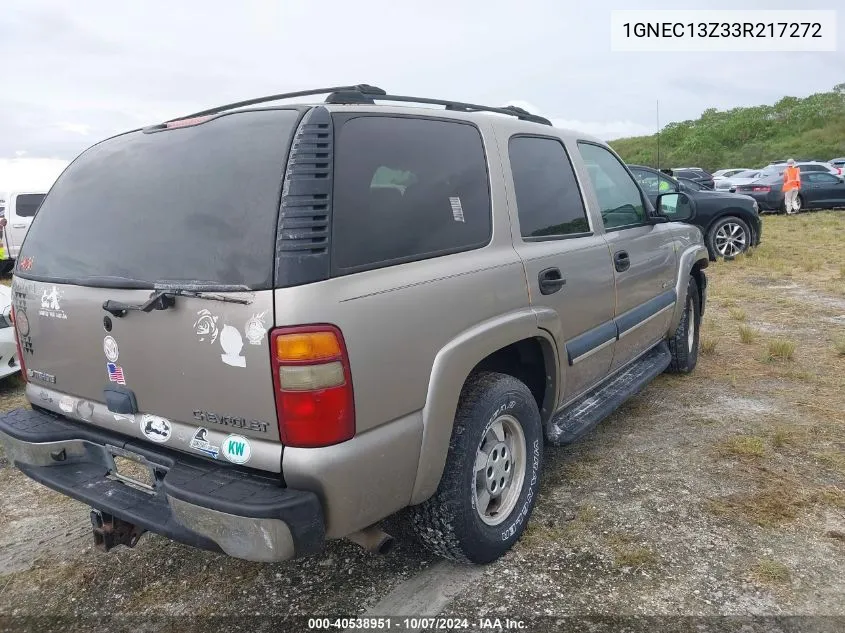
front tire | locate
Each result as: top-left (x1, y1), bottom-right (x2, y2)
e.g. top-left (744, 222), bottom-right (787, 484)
top-left (403, 372), bottom-right (543, 564)
top-left (707, 216), bottom-right (751, 259)
top-left (667, 276), bottom-right (700, 374)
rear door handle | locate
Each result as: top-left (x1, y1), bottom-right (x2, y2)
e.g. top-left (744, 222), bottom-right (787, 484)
top-left (11, 224), bottom-right (26, 229)
top-left (614, 250), bottom-right (630, 272)
top-left (538, 267), bottom-right (566, 295)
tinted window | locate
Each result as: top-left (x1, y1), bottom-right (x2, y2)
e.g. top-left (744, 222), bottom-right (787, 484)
top-left (20, 109), bottom-right (299, 289)
top-left (799, 164), bottom-right (826, 172)
top-left (578, 143), bottom-right (646, 229)
top-left (332, 116), bottom-right (491, 272)
top-left (15, 194), bottom-right (45, 218)
top-left (508, 136), bottom-right (589, 238)
top-left (680, 178), bottom-right (705, 191)
top-left (808, 173), bottom-right (838, 183)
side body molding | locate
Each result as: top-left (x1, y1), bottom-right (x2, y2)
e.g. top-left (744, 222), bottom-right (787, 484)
top-left (409, 308), bottom-right (560, 504)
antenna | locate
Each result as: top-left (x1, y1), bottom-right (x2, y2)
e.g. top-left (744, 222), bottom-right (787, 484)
top-left (656, 99), bottom-right (660, 170)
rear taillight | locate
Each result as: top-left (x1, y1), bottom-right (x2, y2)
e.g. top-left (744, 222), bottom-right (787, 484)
top-left (270, 325), bottom-right (354, 448)
top-left (10, 307), bottom-right (26, 381)
top-left (752, 186), bottom-right (771, 192)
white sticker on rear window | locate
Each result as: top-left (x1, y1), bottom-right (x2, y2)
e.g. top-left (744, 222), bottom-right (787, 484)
top-left (449, 196), bottom-right (465, 223)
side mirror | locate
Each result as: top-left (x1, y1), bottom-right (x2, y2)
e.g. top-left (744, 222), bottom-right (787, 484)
top-left (655, 192), bottom-right (695, 222)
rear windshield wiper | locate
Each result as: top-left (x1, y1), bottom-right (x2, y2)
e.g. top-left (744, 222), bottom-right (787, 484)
top-left (103, 282), bottom-right (253, 317)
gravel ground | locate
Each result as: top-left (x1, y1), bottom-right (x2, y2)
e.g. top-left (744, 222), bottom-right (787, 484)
top-left (0, 213), bottom-right (843, 633)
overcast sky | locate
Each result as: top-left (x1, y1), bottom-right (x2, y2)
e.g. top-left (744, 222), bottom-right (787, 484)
top-left (1, 0), bottom-right (843, 173)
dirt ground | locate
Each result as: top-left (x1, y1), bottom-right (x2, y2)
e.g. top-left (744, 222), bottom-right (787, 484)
top-left (0, 212), bottom-right (843, 632)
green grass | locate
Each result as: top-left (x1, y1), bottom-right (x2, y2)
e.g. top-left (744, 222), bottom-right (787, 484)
top-left (751, 559), bottom-right (791, 585)
top-left (717, 435), bottom-right (766, 458)
top-left (767, 339), bottom-right (796, 362)
top-left (739, 325), bottom-right (757, 344)
top-left (728, 308), bottom-right (748, 321)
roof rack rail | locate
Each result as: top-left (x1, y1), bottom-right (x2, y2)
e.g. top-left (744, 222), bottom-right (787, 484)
top-left (167, 84), bottom-right (387, 122)
top-left (326, 90), bottom-right (552, 125)
top-left (166, 84), bottom-right (551, 126)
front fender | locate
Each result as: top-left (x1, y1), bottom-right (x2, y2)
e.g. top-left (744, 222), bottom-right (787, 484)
top-left (669, 243), bottom-right (709, 332)
top-left (409, 308), bottom-right (560, 504)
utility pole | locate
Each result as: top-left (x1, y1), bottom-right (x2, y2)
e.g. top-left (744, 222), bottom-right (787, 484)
top-left (656, 100), bottom-right (660, 170)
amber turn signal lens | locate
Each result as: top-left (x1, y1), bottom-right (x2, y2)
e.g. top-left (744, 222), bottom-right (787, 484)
top-left (276, 331), bottom-right (342, 362)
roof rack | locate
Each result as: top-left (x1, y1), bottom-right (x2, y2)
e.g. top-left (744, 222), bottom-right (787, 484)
top-left (167, 84), bottom-right (552, 126)
top-left (167, 84), bottom-right (387, 122)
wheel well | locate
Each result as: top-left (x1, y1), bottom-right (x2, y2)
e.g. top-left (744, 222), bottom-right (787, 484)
top-left (471, 338), bottom-right (555, 422)
top-left (690, 260), bottom-right (708, 315)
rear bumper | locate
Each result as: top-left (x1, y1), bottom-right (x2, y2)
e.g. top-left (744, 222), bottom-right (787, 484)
top-left (0, 408), bottom-right (325, 561)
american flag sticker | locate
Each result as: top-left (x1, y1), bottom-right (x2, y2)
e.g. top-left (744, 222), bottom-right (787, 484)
top-left (107, 362), bottom-right (126, 385)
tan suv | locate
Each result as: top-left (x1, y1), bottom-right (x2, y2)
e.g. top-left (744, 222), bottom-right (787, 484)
top-left (0, 85), bottom-right (709, 564)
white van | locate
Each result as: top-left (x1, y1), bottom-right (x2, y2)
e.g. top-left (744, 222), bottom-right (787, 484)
top-left (0, 191), bottom-right (46, 267)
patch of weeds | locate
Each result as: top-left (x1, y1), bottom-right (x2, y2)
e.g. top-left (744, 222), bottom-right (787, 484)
top-left (834, 337), bottom-right (845, 356)
top-left (707, 483), bottom-right (807, 527)
top-left (839, 263), bottom-right (845, 280)
top-left (751, 558), bottom-right (791, 585)
top-left (700, 336), bottom-right (719, 355)
top-left (814, 452), bottom-right (845, 475)
top-left (766, 338), bottom-right (795, 361)
top-left (728, 308), bottom-right (748, 321)
top-left (770, 425), bottom-right (802, 449)
top-left (802, 259), bottom-right (823, 273)
top-left (717, 435), bottom-right (766, 458)
top-left (606, 534), bottom-right (658, 568)
top-left (738, 325), bottom-right (757, 344)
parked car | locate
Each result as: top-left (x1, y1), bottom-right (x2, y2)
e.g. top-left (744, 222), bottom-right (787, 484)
top-left (0, 85), bottom-right (709, 565)
top-left (828, 158), bottom-right (845, 175)
top-left (0, 286), bottom-right (21, 379)
top-left (715, 169), bottom-right (763, 193)
top-left (630, 165), bottom-right (761, 259)
top-left (712, 168), bottom-right (750, 186)
top-left (670, 167), bottom-right (715, 190)
top-left (735, 171), bottom-right (845, 213)
top-left (0, 191), bottom-right (46, 271)
top-left (759, 161), bottom-right (839, 178)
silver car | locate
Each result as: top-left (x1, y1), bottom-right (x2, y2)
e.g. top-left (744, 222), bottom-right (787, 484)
top-left (0, 85), bottom-right (709, 565)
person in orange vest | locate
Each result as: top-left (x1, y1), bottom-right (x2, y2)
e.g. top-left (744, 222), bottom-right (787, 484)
top-left (782, 158), bottom-right (801, 214)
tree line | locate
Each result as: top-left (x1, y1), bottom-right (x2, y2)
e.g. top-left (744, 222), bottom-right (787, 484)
top-left (610, 84), bottom-right (845, 172)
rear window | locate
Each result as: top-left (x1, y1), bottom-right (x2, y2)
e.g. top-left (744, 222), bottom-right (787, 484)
top-left (19, 109), bottom-right (300, 289)
top-left (15, 194), bottom-right (45, 218)
top-left (331, 116), bottom-right (491, 273)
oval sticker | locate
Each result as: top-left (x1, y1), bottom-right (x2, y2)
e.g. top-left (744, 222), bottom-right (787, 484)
top-left (222, 434), bottom-right (251, 464)
top-left (140, 414), bottom-right (171, 444)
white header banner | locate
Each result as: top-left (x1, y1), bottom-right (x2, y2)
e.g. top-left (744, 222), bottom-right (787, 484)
top-left (611, 10), bottom-right (837, 52)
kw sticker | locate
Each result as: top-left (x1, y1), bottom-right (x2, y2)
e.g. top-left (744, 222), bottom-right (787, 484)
top-left (244, 311), bottom-right (268, 346)
top-left (107, 362), bottom-right (126, 385)
top-left (103, 336), bottom-right (119, 363)
top-left (220, 325), bottom-right (246, 368)
top-left (194, 309), bottom-right (220, 344)
top-left (39, 286), bottom-right (66, 319)
top-left (140, 414), bottom-right (171, 443)
top-left (189, 427), bottom-right (219, 459)
top-left (222, 434), bottom-right (251, 464)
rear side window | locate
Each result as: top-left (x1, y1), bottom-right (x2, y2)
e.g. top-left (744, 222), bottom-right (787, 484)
top-left (331, 116), bottom-right (491, 273)
top-left (19, 109), bottom-right (300, 289)
top-left (15, 194), bottom-right (45, 218)
top-left (508, 136), bottom-right (590, 239)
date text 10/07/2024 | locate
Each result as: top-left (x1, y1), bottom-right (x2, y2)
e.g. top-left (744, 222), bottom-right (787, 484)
top-left (306, 617), bottom-right (527, 630)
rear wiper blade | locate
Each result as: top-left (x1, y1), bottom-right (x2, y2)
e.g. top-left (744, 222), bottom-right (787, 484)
top-left (103, 284), bottom-right (253, 317)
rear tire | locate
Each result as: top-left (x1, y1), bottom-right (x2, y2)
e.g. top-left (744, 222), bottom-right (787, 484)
top-left (402, 372), bottom-right (543, 564)
top-left (707, 216), bottom-right (750, 259)
top-left (667, 276), bottom-right (700, 374)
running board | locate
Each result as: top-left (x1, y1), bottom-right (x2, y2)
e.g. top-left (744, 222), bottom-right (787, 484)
top-left (545, 342), bottom-right (671, 446)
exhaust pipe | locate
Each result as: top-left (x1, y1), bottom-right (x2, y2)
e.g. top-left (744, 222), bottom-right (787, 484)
top-left (347, 525), bottom-right (395, 555)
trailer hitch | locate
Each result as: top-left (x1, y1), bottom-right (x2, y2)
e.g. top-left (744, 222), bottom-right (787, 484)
top-left (90, 510), bottom-right (146, 552)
